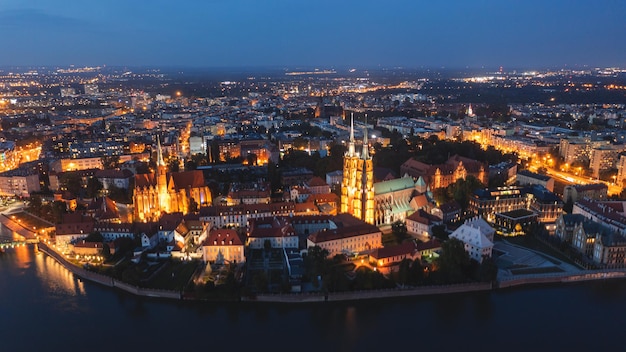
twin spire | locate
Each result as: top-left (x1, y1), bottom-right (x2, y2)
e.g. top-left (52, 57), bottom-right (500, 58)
top-left (156, 135), bottom-right (166, 167)
top-left (347, 113), bottom-right (370, 159)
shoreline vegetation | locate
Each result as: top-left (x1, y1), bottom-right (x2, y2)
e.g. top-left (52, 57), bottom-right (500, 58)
top-left (35, 240), bottom-right (626, 303)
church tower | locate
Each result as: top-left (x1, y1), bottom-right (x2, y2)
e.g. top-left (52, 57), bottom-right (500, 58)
top-left (156, 135), bottom-right (170, 214)
top-left (341, 114), bottom-right (375, 224)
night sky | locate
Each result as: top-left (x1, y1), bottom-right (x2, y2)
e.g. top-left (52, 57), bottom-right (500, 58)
top-left (1, 0), bottom-right (624, 68)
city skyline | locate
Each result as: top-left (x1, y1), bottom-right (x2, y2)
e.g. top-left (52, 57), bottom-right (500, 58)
top-left (0, 0), bottom-right (625, 69)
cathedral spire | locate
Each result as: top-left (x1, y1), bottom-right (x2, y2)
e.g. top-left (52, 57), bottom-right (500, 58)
top-left (362, 126), bottom-right (369, 160)
top-left (156, 135), bottom-right (166, 167)
top-left (348, 112), bottom-right (355, 156)
top-left (350, 112), bottom-right (355, 143)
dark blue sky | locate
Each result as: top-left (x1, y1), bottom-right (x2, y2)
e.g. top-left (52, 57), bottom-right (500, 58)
top-left (1, 0), bottom-right (624, 69)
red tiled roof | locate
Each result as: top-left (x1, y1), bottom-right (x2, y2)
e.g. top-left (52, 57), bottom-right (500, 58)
top-left (135, 173), bottom-right (156, 188)
top-left (170, 170), bottom-right (205, 189)
top-left (308, 193), bottom-right (339, 203)
top-left (416, 238), bottom-right (442, 251)
top-left (308, 223), bottom-right (380, 243)
top-left (56, 217), bottom-right (95, 236)
top-left (370, 241), bottom-right (417, 260)
top-left (307, 176), bottom-right (328, 187)
top-left (203, 228), bottom-right (243, 246)
top-left (406, 209), bottom-right (442, 225)
top-left (73, 241), bottom-right (103, 249)
top-left (159, 212), bottom-right (184, 231)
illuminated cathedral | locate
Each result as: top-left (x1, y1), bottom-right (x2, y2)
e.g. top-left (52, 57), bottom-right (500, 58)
top-left (133, 137), bottom-right (212, 221)
top-left (340, 115), bottom-right (375, 224)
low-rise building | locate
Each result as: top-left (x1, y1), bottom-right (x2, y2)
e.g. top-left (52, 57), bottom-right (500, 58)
top-left (406, 209), bottom-right (442, 239)
top-left (563, 184), bottom-right (608, 204)
top-left (516, 170), bottom-right (554, 192)
top-left (307, 219), bottom-right (382, 257)
top-left (449, 223), bottom-right (494, 263)
top-left (202, 228), bottom-right (245, 264)
top-left (369, 241), bottom-right (419, 273)
top-left (247, 217), bottom-right (298, 249)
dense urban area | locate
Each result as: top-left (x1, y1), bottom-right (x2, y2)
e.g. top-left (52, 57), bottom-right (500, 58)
top-left (2, 65), bottom-right (626, 300)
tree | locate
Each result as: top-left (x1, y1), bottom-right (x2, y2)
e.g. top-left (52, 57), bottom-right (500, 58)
top-left (101, 155), bottom-right (120, 169)
top-left (437, 238), bottom-right (471, 283)
top-left (391, 221), bottom-right (408, 243)
top-left (85, 177), bottom-right (103, 198)
top-left (59, 172), bottom-right (82, 196)
top-left (431, 225), bottom-right (449, 241)
top-left (449, 175), bottom-right (484, 209)
top-left (168, 158), bottom-right (180, 173)
top-left (51, 201), bottom-right (67, 223)
top-left (84, 231), bottom-right (104, 242)
top-left (28, 195), bottom-right (43, 214)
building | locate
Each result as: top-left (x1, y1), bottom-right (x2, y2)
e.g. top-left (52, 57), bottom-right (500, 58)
top-left (0, 168), bottom-right (41, 197)
top-left (133, 137), bottom-right (212, 221)
top-left (83, 84), bottom-right (99, 95)
top-left (70, 241), bottom-right (103, 256)
top-left (573, 198), bottom-right (626, 235)
top-left (198, 201), bottom-right (319, 228)
top-left (340, 115), bottom-right (375, 224)
top-left (400, 155), bottom-right (487, 190)
top-left (449, 223), bottom-right (494, 263)
top-left (555, 214), bottom-right (587, 243)
top-left (589, 145), bottom-right (625, 179)
top-left (572, 220), bottom-right (611, 258)
top-left (593, 232), bottom-right (626, 267)
top-left (516, 170), bottom-right (554, 192)
top-left (470, 186), bottom-right (532, 222)
top-left (373, 175), bottom-right (421, 226)
top-left (563, 184), bottom-right (608, 204)
top-left (494, 209), bottom-right (538, 234)
top-left (305, 177), bottom-right (331, 194)
top-left (369, 241), bottom-right (419, 273)
top-left (405, 209), bottom-right (442, 240)
top-left (54, 214), bottom-right (95, 247)
top-left (469, 185), bottom-right (561, 227)
top-left (95, 169), bottom-right (134, 190)
top-left (529, 185), bottom-right (563, 224)
top-left (463, 216), bottom-right (496, 242)
top-left (202, 228), bottom-right (245, 264)
top-left (246, 217), bottom-right (298, 249)
top-left (307, 215), bottom-right (382, 257)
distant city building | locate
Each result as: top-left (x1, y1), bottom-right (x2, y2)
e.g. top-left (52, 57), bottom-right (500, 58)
top-left (83, 84), bottom-right (99, 95)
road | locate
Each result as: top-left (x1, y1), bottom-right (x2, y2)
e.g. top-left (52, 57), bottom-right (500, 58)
top-left (531, 165), bottom-right (622, 196)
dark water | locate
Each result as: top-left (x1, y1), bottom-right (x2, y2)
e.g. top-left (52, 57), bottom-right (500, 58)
top-left (2, 245), bottom-right (626, 352)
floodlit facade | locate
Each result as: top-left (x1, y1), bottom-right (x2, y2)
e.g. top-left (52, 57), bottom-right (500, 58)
top-left (340, 115), bottom-right (375, 224)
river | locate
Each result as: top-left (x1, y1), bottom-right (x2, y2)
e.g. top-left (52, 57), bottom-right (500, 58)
top-left (2, 240), bottom-right (626, 351)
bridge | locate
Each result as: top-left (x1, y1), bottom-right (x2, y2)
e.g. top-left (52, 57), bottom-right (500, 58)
top-left (0, 241), bottom-right (31, 251)
top-left (0, 212), bottom-right (40, 251)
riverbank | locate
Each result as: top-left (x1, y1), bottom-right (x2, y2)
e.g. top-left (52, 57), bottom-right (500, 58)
top-left (38, 241), bottom-right (182, 300)
top-left (35, 239), bottom-right (626, 303)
